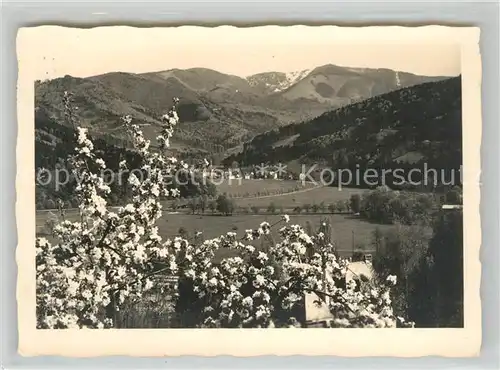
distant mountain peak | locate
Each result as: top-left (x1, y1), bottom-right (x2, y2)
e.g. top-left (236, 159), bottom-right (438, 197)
top-left (246, 69), bottom-right (312, 94)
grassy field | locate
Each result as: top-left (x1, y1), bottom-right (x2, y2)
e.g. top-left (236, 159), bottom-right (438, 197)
top-left (233, 185), bottom-right (365, 209)
top-left (36, 181), bottom-right (379, 261)
top-left (37, 210), bottom-right (393, 261)
top-left (162, 180), bottom-right (364, 211)
top-left (156, 213), bottom-right (392, 256)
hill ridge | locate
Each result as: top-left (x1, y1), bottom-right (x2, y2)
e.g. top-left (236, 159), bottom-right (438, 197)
top-left (35, 64), bottom-right (448, 160)
top-left (223, 76), bottom-right (462, 185)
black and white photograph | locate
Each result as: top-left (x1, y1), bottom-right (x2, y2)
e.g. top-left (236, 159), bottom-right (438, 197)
top-left (16, 25), bottom-right (482, 357)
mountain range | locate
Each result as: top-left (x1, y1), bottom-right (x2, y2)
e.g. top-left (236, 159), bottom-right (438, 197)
top-left (224, 76), bottom-right (462, 189)
top-left (35, 64), bottom-right (446, 158)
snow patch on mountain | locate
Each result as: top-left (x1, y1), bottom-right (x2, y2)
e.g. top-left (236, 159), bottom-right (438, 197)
top-left (283, 69), bottom-right (311, 89)
top-left (246, 69), bottom-right (312, 93)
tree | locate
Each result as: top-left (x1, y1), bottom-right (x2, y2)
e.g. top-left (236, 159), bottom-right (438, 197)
top-left (208, 200), bottom-right (216, 214)
top-left (413, 194), bottom-right (436, 226)
top-left (172, 171), bottom-right (217, 199)
top-left (415, 209), bottom-right (463, 327)
top-left (388, 196), bottom-right (407, 224)
top-left (444, 186), bottom-right (463, 204)
top-left (343, 200), bottom-right (350, 212)
top-left (328, 203), bottom-right (335, 214)
top-left (349, 194), bottom-right (361, 214)
top-left (371, 224), bottom-right (432, 322)
top-left (199, 195), bottom-right (208, 214)
top-left (216, 194), bottom-right (235, 216)
top-left (188, 198), bottom-right (199, 215)
top-left (267, 202), bottom-right (277, 214)
top-left (372, 227), bottom-right (383, 254)
top-left (359, 188), bottom-right (396, 224)
top-left (36, 98), bottom-right (185, 329)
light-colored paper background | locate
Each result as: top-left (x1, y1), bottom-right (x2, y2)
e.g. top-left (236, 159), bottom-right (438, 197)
top-left (16, 25), bottom-right (482, 357)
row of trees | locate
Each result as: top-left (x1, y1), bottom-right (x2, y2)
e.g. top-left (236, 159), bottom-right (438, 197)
top-left (177, 196), bottom-right (356, 217)
top-left (349, 185), bottom-right (462, 226)
top-left (178, 195), bottom-right (236, 216)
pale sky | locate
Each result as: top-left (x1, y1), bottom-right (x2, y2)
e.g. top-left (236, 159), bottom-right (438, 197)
top-left (18, 26), bottom-right (462, 80)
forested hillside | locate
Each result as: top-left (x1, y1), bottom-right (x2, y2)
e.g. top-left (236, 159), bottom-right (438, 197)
top-left (35, 65), bottom-right (445, 157)
top-left (225, 77), bottom-right (462, 190)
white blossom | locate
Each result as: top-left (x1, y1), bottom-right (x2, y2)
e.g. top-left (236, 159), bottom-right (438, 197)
top-left (386, 275), bottom-right (397, 286)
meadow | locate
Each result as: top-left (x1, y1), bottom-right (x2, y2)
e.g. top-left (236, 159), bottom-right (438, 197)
top-left (36, 182), bottom-right (381, 262)
top-left (233, 184), bottom-right (365, 209)
top-left (156, 213), bottom-right (392, 258)
top-left (37, 211), bottom-right (392, 261)
top-left (161, 179), bottom-right (365, 212)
